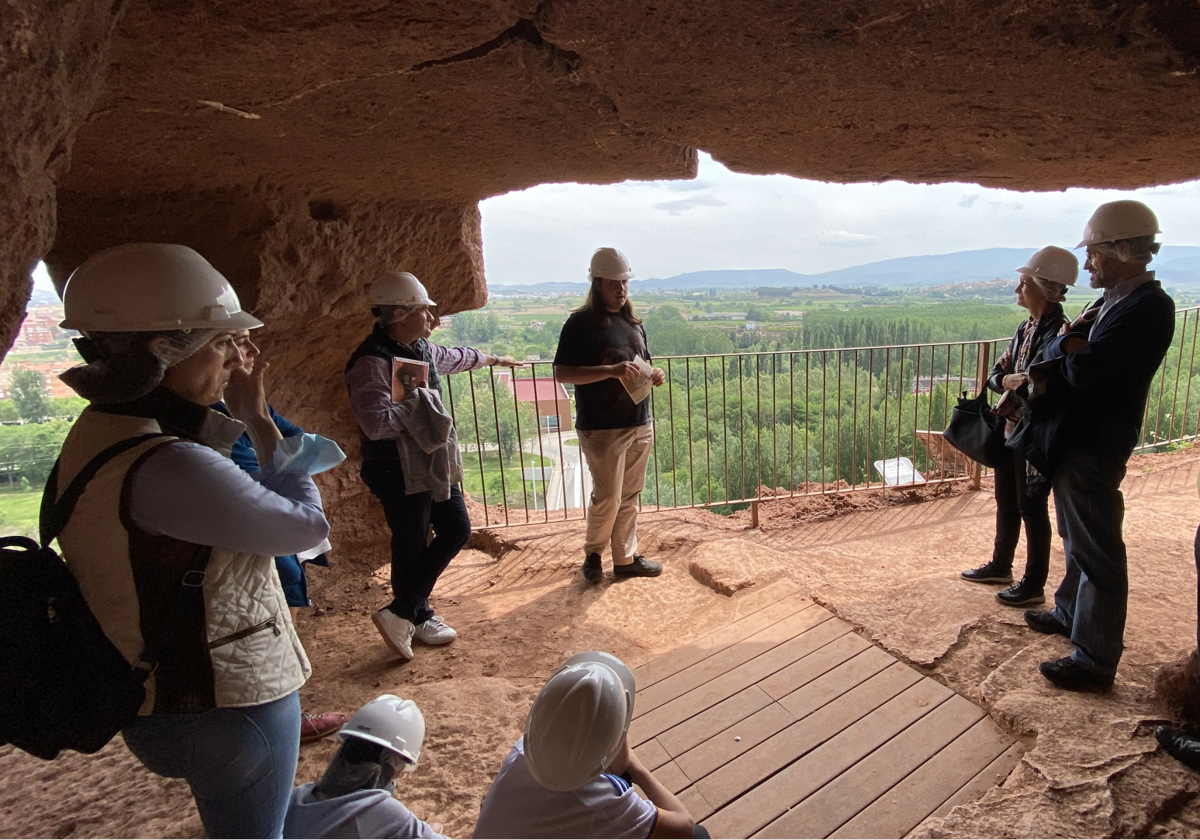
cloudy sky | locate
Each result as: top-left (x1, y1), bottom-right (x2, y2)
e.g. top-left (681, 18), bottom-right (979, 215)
top-left (481, 152), bottom-right (1200, 286)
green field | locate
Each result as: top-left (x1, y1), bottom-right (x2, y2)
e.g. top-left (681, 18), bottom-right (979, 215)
top-left (0, 490), bottom-right (42, 538)
top-left (461, 452), bottom-right (552, 507)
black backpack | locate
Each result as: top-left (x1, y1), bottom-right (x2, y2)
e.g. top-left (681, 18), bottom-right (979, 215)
top-left (0, 433), bottom-right (210, 760)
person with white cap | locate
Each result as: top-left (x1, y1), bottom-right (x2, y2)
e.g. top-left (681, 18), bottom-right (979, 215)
top-left (345, 271), bottom-right (520, 662)
top-left (1020, 200), bottom-right (1176, 690)
top-left (553, 249), bottom-right (667, 583)
top-left (961, 246), bottom-right (1075, 607)
top-left (284, 694), bottom-right (446, 839)
top-left (54, 243), bottom-right (330, 838)
top-left (473, 651), bottom-right (703, 839)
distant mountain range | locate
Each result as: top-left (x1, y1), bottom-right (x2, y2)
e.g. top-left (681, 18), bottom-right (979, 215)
top-left (490, 246), bottom-right (1200, 293)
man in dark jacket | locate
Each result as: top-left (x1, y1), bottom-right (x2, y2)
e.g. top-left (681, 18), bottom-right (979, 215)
top-left (1023, 200), bottom-right (1176, 690)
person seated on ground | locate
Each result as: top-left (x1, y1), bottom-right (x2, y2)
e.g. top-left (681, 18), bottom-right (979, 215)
top-left (285, 694), bottom-right (445, 839)
top-left (56, 243), bottom-right (329, 839)
top-left (473, 652), bottom-right (705, 839)
top-left (213, 328), bottom-right (348, 742)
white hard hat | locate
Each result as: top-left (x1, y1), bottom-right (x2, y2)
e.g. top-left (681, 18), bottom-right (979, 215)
top-left (60, 243), bottom-right (263, 332)
top-left (1015, 246), bottom-right (1079, 287)
top-left (589, 248), bottom-right (634, 281)
top-left (369, 271), bottom-right (436, 307)
top-left (1077, 200), bottom-right (1160, 248)
top-left (340, 694), bottom-right (425, 771)
top-left (523, 651), bottom-right (636, 792)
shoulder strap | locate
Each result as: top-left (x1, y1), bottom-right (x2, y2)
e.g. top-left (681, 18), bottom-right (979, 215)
top-left (39, 433), bottom-right (174, 546)
top-left (134, 543), bottom-right (212, 682)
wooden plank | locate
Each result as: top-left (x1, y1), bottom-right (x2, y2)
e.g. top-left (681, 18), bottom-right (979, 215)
top-left (681, 648), bottom-right (902, 782)
top-left (635, 603), bottom-right (829, 717)
top-left (675, 702), bottom-right (796, 783)
top-left (730, 578), bottom-right (802, 622)
top-left (697, 663), bottom-right (924, 811)
top-left (633, 589), bottom-right (810, 690)
top-left (701, 677), bottom-right (951, 839)
top-left (778, 646), bottom-right (895, 721)
top-left (759, 629), bottom-right (870, 700)
top-left (654, 760), bottom-right (691, 795)
top-left (679, 786), bottom-right (716, 823)
top-left (756, 695), bottom-right (983, 838)
top-left (634, 738), bottom-right (671, 772)
top-left (835, 720), bottom-right (1014, 840)
top-left (657, 686), bottom-right (775, 758)
top-left (630, 614), bottom-right (846, 745)
top-left (920, 740), bottom-right (1023, 828)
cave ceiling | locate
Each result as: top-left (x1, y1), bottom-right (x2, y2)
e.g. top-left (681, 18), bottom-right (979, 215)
top-left (61, 0), bottom-right (1200, 206)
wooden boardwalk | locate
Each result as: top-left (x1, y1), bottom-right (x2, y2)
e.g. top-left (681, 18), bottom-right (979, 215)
top-left (630, 582), bottom-right (1021, 839)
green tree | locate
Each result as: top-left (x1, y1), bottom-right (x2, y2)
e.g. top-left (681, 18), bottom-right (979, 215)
top-left (449, 310), bottom-right (502, 346)
top-left (10, 367), bottom-right (50, 424)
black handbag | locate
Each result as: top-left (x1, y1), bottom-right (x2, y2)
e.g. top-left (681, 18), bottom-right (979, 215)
top-left (943, 389), bottom-right (1007, 468)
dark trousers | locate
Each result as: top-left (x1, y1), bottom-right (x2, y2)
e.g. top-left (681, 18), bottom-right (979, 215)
top-left (361, 460), bottom-right (471, 624)
top-left (991, 448), bottom-right (1052, 587)
top-left (1050, 449), bottom-right (1128, 679)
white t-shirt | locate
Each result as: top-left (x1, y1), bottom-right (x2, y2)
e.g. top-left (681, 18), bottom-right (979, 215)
top-left (284, 783), bottom-right (446, 839)
top-left (472, 739), bottom-right (659, 839)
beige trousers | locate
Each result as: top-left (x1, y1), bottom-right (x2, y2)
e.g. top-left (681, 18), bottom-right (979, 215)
top-left (577, 424), bottom-right (654, 564)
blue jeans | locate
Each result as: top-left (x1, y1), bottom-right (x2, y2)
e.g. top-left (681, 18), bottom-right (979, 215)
top-left (1050, 449), bottom-right (1129, 679)
top-left (122, 691), bottom-right (301, 839)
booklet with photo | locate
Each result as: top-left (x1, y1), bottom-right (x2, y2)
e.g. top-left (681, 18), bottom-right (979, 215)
top-left (622, 355), bottom-right (654, 405)
top-left (392, 358), bottom-right (430, 402)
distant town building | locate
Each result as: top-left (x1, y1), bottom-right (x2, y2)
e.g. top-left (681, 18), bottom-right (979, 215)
top-left (496, 372), bottom-right (573, 432)
top-left (913, 375), bottom-right (964, 395)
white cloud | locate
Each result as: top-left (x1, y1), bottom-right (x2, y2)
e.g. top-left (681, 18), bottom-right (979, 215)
top-left (480, 152), bottom-right (1200, 286)
top-left (816, 229), bottom-right (884, 248)
top-left (652, 196), bottom-right (728, 215)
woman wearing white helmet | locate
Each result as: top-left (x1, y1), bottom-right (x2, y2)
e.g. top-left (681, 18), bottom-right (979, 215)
top-left (961, 246), bottom-right (1075, 607)
top-left (474, 652), bottom-right (703, 839)
top-left (345, 271), bottom-right (520, 662)
top-left (284, 694), bottom-right (446, 839)
top-left (55, 243), bottom-right (330, 838)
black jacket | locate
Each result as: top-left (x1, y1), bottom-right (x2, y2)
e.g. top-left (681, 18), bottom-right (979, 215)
top-left (1008, 278), bottom-right (1175, 475)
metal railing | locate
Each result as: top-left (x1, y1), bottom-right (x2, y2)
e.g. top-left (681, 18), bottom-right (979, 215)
top-left (443, 305), bottom-right (1200, 529)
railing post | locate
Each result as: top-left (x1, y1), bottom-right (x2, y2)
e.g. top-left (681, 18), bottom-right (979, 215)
top-left (750, 499), bottom-right (759, 529)
top-left (971, 342), bottom-right (991, 490)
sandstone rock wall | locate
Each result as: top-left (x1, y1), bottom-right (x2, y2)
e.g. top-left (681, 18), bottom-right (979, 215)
top-left (0, 0), bottom-right (123, 354)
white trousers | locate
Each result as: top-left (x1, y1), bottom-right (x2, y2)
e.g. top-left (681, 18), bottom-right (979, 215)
top-left (577, 424), bottom-right (654, 564)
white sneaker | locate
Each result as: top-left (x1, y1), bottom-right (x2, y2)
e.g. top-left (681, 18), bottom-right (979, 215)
top-left (413, 615), bottom-right (458, 645)
top-left (372, 609), bottom-right (415, 660)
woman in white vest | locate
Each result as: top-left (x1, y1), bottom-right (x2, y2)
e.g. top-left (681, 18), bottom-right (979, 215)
top-left (55, 244), bottom-right (331, 838)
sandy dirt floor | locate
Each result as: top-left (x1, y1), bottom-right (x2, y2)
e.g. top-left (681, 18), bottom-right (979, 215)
top-left (3, 449), bottom-right (1200, 838)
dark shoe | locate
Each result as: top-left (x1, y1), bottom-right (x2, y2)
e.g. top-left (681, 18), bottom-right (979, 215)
top-left (582, 552), bottom-right (603, 582)
top-left (961, 562), bottom-right (1013, 584)
top-left (1024, 609), bottom-right (1070, 637)
top-left (300, 711), bottom-right (348, 742)
top-left (997, 578), bottom-right (1046, 607)
top-left (1039, 656), bottom-right (1113, 691)
top-left (613, 555), bottom-right (663, 578)
top-left (1156, 725), bottom-right (1200, 772)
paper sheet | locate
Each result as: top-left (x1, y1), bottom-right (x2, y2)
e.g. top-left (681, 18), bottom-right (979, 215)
top-left (623, 355), bottom-right (653, 404)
